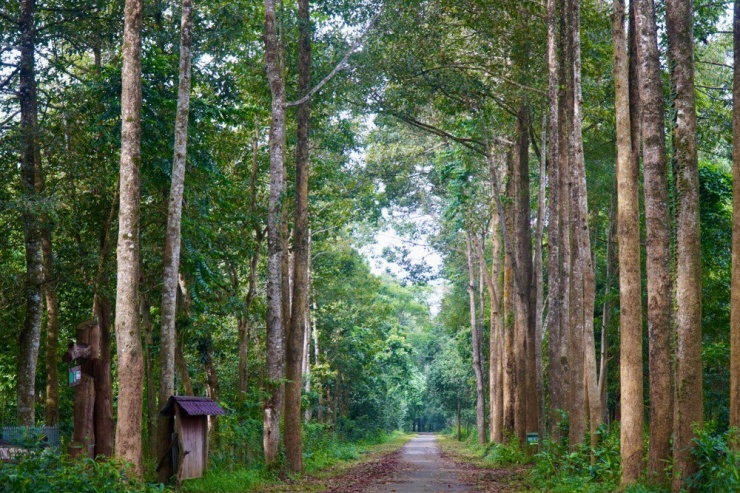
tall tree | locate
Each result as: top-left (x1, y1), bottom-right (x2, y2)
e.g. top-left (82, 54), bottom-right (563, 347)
top-left (571, 0), bottom-right (600, 448)
top-left (285, 0), bottom-right (312, 473)
top-left (263, 0), bottom-right (287, 467)
top-left (512, 105), bottom-right (536, 445)
top-left (114, 0), bottom-right (145, 474)
top-left (731, 0), bottom-right (740, 443)
top-left (614, 0), bottom-right (644, 483)
top-left (545, 0), bottom-right (564, 439)
top-left (157, 0), bottom-right (195, 481)
top-left (17, 0), bottom-right (43, 428)
top-left (465, 230), bottom-right (486, 444)
top-left (635, 0), bottom-right (673, 475)
top-left (667, 0), bottom-right (703, 488)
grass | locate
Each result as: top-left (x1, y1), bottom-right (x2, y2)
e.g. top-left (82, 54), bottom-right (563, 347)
top-left (182, 431), bottom-right (411, 493)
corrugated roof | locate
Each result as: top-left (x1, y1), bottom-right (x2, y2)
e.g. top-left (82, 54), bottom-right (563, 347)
top-left (159, 396), bottom-right (226, 417)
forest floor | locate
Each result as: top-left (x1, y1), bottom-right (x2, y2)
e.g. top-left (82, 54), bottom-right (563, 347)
top-left (256, 433), bottom-right (529, 492)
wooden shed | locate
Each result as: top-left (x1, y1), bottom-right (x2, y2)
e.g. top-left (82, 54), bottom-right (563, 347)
top-left (159, 396), bottom-right (225, 480)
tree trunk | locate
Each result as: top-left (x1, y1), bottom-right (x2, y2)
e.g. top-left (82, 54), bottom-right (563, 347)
top-left (570, 0), bottom-right (600, 449)
top-left (731, 0), bottom-right (740, 444)
top-left (635, 0), bottom-right (673, 479)
top-left (512, 106), bottom-right (536, 446)
top-left (114, 0), bottom-right (145, 473)
top-left (87, 188), bottom-right (117, 459)
top-left (503, 166), bottom-right (516, 434)
top-left (557, 0), bottom-right (573, 445)
top-left (614, 2), bottom-right (645, 467)
top-left (466, 232), bottom-right (486, 444)
top-left (545, 0), bottom-right (564, 439)
top-left (37, 162), bottom-right (60, 427)
top-left (667, 0), bottom-right (703, 489)
top-left (263, 0), bottom-right (287, 467)
top-left (93, 296), bottom-right (114, 457)
top-left (71, 320), bottom-right (96, 457)
top-left (157, 0), bottom-right (194, 480)
top-left (489, 155), bottom-right (504, 443)
top-left (599, 202), bottom-right (616, 424)
top-left (17, 0), bottom-right (44, 428)
top-left (285, 0), bottom-right (312, 471)
top-left (534, 111), bottom-right (547, 441)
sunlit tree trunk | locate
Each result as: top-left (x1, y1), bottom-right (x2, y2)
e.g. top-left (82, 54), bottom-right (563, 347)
top-left (635, 0), bottom-right (673, 478)
top-left (613, 0), bottom-right (644, 485)
top-left (263, 0), bottom-right (287, 467)
top-left (157, 0), bottom-right (194, 480)
top-left (114, 0), bottom-right (145, 474)
top-left (546, 0), bottom-right (564, 440)
top-left (466, 231), bottom-right (486, 444)
top-left (488, 157), bottom-right (504, 443)
top-left (667, 0), bottom-right (703, 489)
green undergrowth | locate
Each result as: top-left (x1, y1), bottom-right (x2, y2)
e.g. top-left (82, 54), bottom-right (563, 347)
top-left (0, 450), bottom-right (166, 493)
top-left (446, 423), bottom-right (740, 493)
top-left (182, 425), bottom-right (409, 493)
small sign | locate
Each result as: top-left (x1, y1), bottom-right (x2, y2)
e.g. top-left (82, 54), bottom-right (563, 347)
top-left (526, 432), bottom-right (539, 446)
top-left (68, 366), bottom-right (81, 387)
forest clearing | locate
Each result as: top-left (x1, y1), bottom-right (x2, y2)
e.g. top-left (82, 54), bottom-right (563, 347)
top-left (3, 0), bottom-right (740, 491)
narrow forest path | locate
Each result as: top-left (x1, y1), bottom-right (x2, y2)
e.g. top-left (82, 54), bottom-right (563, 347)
top-left (362, 433), bottom-right (467, 493)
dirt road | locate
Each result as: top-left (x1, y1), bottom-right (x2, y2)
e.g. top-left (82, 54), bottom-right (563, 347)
top-left (363, 433), bottom-right (467, 493)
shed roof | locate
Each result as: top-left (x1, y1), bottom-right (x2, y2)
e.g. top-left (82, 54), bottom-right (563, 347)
top-left (159, 396), bottom-right (226, 417)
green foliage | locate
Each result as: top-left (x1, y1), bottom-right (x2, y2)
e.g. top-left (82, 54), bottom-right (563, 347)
top-left (482, 436), bottom-right (529, 467)
top-left (0, 451), bottom-right (166, 493)
top-left (530, 425), bottom-right (621, 493)
top-left (686, 425), bottom-right (740, 493)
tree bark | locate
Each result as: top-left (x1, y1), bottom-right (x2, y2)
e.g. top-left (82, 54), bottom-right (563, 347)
top-left (37, 161), bottom-right (60, 427)
top-left (667, 0), bottom-right (703, 489)
top-left (635, 0), bottom-right (673, 479)
top-left (512, 106), bottom-right (536, 445)
top-left (571, 0), bottom-right (600, 450)
top-left (731, 0), bottom-right (740, 443)
top-left (488, 156), bottom-right (504, 443)
top-left (263, 0), bottom-right (287, 467)
top-left (114, 0), bottom-right (145, 474)
top-left (157, 0), bottom-right (194, 481)
top-left (546, 0), bottom-right (564, 439)
top-left (534, 111), bottom-right (547, 441)
top-left (92, 298), bottom-right (114, 458)
top-left (617, 2), bottom-right (645, 476)
top-left (17, 0), bottom-right (44, 428)
top-left (285, 0), bottom-right (312, 472)
top-left (466, 231), bottom-right (487, 444)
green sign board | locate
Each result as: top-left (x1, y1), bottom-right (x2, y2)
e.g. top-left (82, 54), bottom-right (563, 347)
top-left (68, 366), bottom-right (81, 387)
top-left (526, 432), bottom-right (539, 446)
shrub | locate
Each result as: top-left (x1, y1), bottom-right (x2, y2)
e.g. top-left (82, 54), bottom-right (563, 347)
top-left (0, 450), bottom-right (166, 493)
top-left (686, 425), bottom-right (740, 493)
